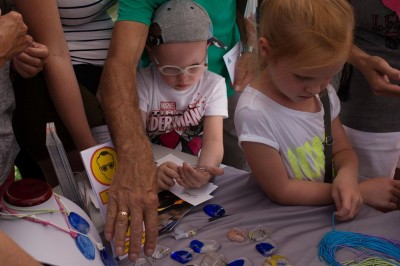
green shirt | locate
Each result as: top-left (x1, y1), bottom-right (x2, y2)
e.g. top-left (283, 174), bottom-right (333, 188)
top-left (117, 0), bottom-right (240, 97)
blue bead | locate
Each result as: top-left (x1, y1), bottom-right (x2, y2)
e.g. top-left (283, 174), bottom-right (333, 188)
top-left (256, 242), bottom-right (277, 257)
top-left (227, 258), bottom-right (253, 266)
top-left (75, 234), bottom-right (95, 260)
top-left (170, 250), bottom-right (193, 264)
top-left (227, 259), bottom-right (245, 266)
top-left (203, 204), bottom-right (225, 218)
top-left (100, 248), bottom-right (117, 266)
top-left (68, 212), bottom-right (90, 234)
top-left (189, 240), bottom-right (205, 253)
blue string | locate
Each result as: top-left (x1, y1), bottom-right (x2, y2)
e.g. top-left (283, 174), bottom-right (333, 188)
top-left (318, 213), bottom-right (400, 266)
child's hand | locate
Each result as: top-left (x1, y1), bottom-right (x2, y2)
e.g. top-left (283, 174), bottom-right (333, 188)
top-left (359, 177), bottom-right (400, 212)
top-left (157, 161), bottom-right (179, 191)
top-left (12, 41), bottom-right (49, 78)
top-left (176, 162), bottom-right (224, 189)
top-left (332, 174), bottom-right (363, 221)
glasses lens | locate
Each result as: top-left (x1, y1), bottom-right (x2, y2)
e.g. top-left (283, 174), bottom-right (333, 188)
top-left (108, 162), bottom-right (115, 169)
top-left (160, 66), bottom-right (182, 75)
top-left (100, 165), bottom-right (108, 172)
top-left (187, 66), bottom-right (205, 75)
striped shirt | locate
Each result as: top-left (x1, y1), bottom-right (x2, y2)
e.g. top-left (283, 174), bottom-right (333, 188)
top-left (60, 0), bottom-right (116, 65)
top-left (9, 0), bottom-right (117, 65)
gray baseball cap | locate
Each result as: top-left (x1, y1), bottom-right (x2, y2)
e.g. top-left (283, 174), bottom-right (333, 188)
top-left (147, 0), bottom-right (226, 49)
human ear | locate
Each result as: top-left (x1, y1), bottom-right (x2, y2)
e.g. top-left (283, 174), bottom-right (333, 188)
top-left (258, 37), bottom-right (270, 69)
top-left (258, 37), bottom-right (270, 57)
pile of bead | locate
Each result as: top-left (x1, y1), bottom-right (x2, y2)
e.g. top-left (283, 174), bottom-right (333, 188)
top-left (170, 239), bottom-right (222, 264)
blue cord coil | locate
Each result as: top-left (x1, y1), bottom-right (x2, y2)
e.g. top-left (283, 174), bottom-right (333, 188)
top-left (318, 213), bottom-right (400, 266)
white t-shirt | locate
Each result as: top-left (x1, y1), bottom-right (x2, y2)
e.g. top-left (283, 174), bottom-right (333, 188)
top-left (137, 65), bottom-right (228, 155)
top-left (235, 85), bottom-right (340, 181)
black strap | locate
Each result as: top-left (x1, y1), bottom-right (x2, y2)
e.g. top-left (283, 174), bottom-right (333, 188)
top-left (320, 91), bottom-right (334, 183)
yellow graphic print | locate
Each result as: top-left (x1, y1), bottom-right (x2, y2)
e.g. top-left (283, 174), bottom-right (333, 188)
top-left (287, 136), bottom-right (324, 180)
top-left (90, 147), bottom-right (118, 185)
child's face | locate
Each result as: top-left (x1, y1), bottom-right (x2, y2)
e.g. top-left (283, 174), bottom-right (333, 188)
top-left (267, 57), bottom-right (344, 102)
top-left (153, 41), bottom-right (208, 91)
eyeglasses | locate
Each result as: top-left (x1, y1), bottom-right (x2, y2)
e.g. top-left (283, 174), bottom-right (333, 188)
top-left (154, 52), bottom-right (208, 76)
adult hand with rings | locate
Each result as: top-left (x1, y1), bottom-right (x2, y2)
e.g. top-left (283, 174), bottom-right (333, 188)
top-left (104, 138), bottom-right (159, 261)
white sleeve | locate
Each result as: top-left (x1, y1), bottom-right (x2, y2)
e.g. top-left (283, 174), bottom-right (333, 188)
top-left (327, 84), bottom-right (341, 119)
top-left (204, 77), bottom-right (228, 118)
top-left (234, 91), bottom-right (279, 151)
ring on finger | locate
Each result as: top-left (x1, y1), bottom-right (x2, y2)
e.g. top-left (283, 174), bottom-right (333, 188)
top-left (117, 211), bottom-right (129, 217)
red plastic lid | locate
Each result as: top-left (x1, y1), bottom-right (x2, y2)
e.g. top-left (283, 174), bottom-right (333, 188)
top-left (3, 179), bottom-right (53, 207)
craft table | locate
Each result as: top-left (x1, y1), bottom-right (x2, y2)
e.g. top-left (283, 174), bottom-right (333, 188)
top-left (118, 145), bottom-right (400, 265)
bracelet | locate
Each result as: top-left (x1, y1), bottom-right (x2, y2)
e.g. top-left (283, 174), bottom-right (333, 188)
top-left (241, 44), bottom-right (256, 54)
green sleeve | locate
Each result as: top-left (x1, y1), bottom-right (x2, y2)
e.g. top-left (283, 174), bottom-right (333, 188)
top-left (117, 0), bottom-right (167, 25)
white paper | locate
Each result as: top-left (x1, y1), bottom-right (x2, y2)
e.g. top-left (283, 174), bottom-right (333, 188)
top-left (223, 41), bottom-right (241, 83)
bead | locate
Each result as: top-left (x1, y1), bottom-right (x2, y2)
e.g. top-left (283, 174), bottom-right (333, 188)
top-left (134, 257), bottom-right (152, 266)
top-left (203, 204), bottom-right (225, 218)
top-left (99, 248), bottom-right (117, 266)
top-left (263, 255), bottom-right (291, 266)
top-left (151, 244), bottom-right (170, 259)
top-left (189, 239), bottom-right (221, 253)
top-left (200, 251), bottom-right (227, 266)
top-left (256, 240), bottom-right (278, 257)
top-left (227, 227), bottom-right (248, 242)
top-left (248, 225), bottom-right (270, 242)
top-left (68, 212), bottom-right (90, 234)
top-left (174, 224), bottom-right (198, 239)
top-left (75, 234), bottom-right (95, 260)
top-left (227, 257), bottom-right (254, 266)
top-left (170, 249), bottom-right (193, 264)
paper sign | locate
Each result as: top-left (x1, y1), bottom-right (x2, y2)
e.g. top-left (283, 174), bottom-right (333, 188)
top-left (223, 41), bottom-right (241, 83)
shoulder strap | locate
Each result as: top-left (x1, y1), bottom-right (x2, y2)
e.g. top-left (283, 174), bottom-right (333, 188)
top-left (320, 91), bottom-right (334, 183)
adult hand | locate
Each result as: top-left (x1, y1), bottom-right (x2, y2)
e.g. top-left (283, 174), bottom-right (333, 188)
top-left (0, 11), bottom-right (32, 65)
top-left (104, 144), bottom-right (159, 261)
top-left (157, 161), bottom-right (179, 191)
top-left (359, 177), bottom-right (400, 212)
top-left (331, 174), bottom-right (363, 221)
top-left (359, 55), bottom-right (400, 97)
top-left (176, 162), bottom-right (224, 188)
top-left (232, 51), bottom-right (258, 92)
top-left (12, 41), bottom-right (48, 78)
top-left (349, 45), bottom-right (400, 97)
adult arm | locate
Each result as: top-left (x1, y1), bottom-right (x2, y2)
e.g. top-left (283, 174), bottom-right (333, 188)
top-left (233, 0), bottom-right (259, 92)
top-left (99, 21), bottom-right (158, 260)
top-left (14, 0), bottom-right (96, 150)
top-left (348, 44), bottom-right (400, 97)
top-left (0, 11), bottom-right (32, 67)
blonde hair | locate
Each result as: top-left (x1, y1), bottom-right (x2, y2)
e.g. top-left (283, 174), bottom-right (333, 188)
top-left (259, 0), bottom-right (354, 71)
